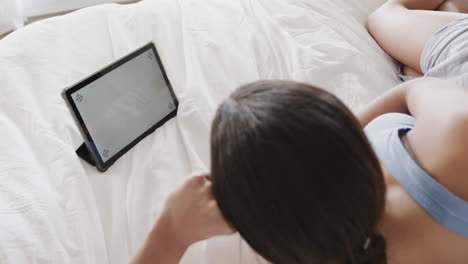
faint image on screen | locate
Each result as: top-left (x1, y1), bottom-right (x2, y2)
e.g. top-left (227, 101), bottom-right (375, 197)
top-left (72, 48), bottom-right (174, 162)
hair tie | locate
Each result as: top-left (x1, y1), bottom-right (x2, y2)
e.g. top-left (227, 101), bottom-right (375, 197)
top-left (363, 237), bottom-right (372, 251)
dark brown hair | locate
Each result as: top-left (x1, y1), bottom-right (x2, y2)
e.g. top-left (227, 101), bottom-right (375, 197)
top-left (211, 80), bottom-right (387, 264)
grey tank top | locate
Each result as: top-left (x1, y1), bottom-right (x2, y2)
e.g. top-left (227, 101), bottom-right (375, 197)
top-left (364, 113), bottom-right (468, 237)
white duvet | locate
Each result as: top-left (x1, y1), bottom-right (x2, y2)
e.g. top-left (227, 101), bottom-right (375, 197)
top-left (0, 0), bottom-right (399, 263)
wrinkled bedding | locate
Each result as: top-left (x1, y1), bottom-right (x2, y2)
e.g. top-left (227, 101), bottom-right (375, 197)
top-left (0, 0), bottom-right (399, 263)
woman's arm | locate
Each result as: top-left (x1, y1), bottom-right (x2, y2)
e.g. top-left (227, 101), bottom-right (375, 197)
top-left (366, 0), bottom-right (462, 73)
top-left (131, 174), bottom-right (234, 264)
top-left (356, 77), bottom-right (445, 126)
top-left (357, 77), bottom-right (468, 126)
top-left (131, 215), bottom-right (188, 264)
top-left (357, 80), bottom-right (410, 127)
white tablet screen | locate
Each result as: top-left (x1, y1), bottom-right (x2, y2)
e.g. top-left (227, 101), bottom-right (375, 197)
top-left (70, 48), bottom-right (176, 162)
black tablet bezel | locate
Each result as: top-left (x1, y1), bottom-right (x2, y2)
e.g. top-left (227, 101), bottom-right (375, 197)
top-left (63, 42), bottom-right (178, 172)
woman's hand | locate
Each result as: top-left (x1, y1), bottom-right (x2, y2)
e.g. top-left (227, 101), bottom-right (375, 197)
top-left (160, 173), bottom-right (235, 247)
top-left (131, 174), bottom-right (235, 264)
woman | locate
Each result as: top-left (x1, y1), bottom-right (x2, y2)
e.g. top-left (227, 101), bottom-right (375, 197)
top-left (132, 0), bottom-right (468, 263)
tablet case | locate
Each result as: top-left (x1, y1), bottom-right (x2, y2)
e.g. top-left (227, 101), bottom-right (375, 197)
top-left (64, 42), bottom-right (178, 172)
top-left (76, 143), bottom-right (96, 166)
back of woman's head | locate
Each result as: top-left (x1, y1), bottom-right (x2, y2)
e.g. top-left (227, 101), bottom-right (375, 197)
top-left (211, 80), bottom-right (387, 264)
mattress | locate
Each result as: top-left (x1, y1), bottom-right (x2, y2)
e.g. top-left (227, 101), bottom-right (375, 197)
top-left (0, 0), bottom-right (400, 263)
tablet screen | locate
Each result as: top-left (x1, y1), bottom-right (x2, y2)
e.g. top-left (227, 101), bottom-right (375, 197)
top-left (69, 45), bottom-right (176, 163)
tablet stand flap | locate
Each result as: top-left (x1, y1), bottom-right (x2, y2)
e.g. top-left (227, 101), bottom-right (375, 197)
top-left (76, 143), bottom-right (96, 166)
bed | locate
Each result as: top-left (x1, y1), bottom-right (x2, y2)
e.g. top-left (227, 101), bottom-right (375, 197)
top-left (0, 0), bottom-right (400, 263)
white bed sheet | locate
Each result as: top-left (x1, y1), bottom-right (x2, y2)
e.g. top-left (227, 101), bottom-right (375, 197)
top-left (0, 0), bottom-right (400, 263)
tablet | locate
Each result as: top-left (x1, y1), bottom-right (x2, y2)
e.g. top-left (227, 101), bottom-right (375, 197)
top-left (63, 42), bottom-right (178, 172)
